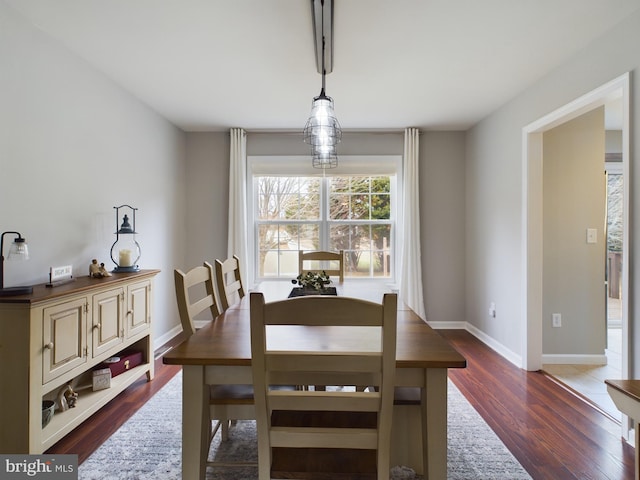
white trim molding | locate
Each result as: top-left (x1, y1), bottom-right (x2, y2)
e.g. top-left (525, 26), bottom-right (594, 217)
top-left (541, 354), bottom-right (607, 365)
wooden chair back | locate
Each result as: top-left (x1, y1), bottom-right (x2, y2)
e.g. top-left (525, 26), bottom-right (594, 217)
top-left (298, 250), bottom-right (344, 282)
top-left (174, 262), bottom-right (220, 337)
top-left (215, 255), bottom-right (246, 311)
top-left (175, 261), bottom-right (256, 466)
top-left (250, 292), bottom-right (397, 480)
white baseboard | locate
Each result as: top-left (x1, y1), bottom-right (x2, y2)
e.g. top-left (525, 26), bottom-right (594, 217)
top-left (427, 321), bottom-right (467, 329)
top-left (154, 324), bottom-right (183, 352)
top-left (465, 323), bottom-right (524, 368)
top-left (541, 353), bottom-right (607, 365)
top-left (432, 321), bottom-right (609, 369)
top-left (427, 321), bottom-right (524, 368)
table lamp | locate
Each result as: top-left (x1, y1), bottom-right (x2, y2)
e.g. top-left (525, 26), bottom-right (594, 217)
top-left (0, 231), bottom-right (33, 296)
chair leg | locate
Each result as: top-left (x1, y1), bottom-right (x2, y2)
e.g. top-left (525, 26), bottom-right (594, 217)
top-left (210, 420), bottom-right (221, 442)
top-left (221, 419), bottom-right (230, 441)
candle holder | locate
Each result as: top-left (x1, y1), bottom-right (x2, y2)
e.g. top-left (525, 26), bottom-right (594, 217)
top-left (110, 205), bottom-right (141, 273)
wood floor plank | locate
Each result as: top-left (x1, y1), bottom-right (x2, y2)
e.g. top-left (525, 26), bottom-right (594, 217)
top-left (46, 329), bottom-right (635, 479)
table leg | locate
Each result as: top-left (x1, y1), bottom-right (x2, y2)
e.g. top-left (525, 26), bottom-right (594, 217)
top-left (182, 365), bottom-right (208, 480)
top-left (422, 368), bottom-right (448, 480)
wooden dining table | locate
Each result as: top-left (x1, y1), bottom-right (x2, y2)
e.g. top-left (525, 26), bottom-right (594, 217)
top-left (163, 281), bottom-right (466, 480)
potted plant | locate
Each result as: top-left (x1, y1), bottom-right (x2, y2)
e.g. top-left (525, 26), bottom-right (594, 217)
top-left (291, 271), bottom-right (331, 291)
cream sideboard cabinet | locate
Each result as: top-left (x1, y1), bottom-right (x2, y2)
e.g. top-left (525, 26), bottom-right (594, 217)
top-left (0, 269), bottom-right (160, 454)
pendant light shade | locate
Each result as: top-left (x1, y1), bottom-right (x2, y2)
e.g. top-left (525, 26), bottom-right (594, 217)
top-left (303, 91), bottom-right (342, 148)
top-left (311, 142), bottom-right (338, 169)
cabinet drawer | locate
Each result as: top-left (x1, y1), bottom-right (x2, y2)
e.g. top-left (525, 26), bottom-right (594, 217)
top-left (42, 297), bottom-right (88, 384)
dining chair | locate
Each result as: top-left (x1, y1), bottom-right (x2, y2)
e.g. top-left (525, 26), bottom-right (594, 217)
top-left (174, 262), bottom-right (255, 468)
top-left (298, 250), bottom-right (344, 282)
top-left (250, 292), bottom-right (397, 480)
top-left (215, 254), bottom-right (245, 311)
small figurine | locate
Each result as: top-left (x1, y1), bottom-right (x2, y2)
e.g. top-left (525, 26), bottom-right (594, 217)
top-left (90, 259), bottom-right (112, 278)
top-left (66, 385), bottom-right (78, 408)
top-left (57, 384), bottom-right (78, 411)
top-left (89, 259), bottom-right (101, 277)
top-left (99, 263), bottom-right (112, 277)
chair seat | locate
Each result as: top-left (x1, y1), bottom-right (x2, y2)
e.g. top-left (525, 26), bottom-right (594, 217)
top-left (209, 384), bottom-right (297, 405)
top-left (393, 387), bottom-right (421, 405)
top-left (209, 384), bottom-right (254, 405)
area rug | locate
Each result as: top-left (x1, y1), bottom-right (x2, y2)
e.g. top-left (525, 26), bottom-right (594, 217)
top-left (79, 372), bottom-right (532, 479)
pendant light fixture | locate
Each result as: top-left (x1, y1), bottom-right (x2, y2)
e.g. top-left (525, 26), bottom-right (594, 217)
top-left (303, 0), bottom-right (341, 169)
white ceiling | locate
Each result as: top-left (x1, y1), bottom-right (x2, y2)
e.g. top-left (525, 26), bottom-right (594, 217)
top-left (5, 0), bottom-right (638, 132)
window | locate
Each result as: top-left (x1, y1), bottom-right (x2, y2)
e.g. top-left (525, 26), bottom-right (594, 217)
top-left (249, 155), bottom-right (399, 282)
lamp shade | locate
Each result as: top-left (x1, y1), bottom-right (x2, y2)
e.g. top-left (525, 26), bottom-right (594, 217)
top-left (7, 237), bottom-right (29, 261)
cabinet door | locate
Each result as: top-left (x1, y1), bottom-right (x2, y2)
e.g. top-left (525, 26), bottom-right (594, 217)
top-left (127, 280), bottom-right (151, 338)
top-left (42, 298), bottom-right (88, 384)
top-left (92, 287), bottom-right (125, 357)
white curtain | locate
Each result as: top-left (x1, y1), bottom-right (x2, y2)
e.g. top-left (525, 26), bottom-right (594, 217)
top-left (399, 128), bottom-right (426, 319)
top-left (228, 128), bottom-right (249, 285)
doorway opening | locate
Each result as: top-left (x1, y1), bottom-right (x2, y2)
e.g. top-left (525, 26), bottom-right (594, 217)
top-left (541, 157), bottom-right (624, 422)
top-left (522, 73), bottom-right (629, 436)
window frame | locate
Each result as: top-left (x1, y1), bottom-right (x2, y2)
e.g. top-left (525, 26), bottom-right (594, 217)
top-left (247, 155), bottom-right (402, 285)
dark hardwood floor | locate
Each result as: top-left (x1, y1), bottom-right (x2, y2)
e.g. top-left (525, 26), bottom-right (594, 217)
top-left (47, 330), bottom-right (635, 479)
top-left (440, 329), bottom-right (635, 480)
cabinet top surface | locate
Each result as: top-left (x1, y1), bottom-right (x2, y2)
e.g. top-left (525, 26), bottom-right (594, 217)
top-left (0, 269), bottom-right (160, 305)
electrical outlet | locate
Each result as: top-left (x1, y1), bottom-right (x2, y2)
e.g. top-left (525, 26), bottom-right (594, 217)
top-left (489, 302), bottom-right (496, 318)
top-left (552, 313), bottom-right (562, 327)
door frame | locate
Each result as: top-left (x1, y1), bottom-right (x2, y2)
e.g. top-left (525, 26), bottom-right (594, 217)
top-left (521, 73), bottom-right (630, 376)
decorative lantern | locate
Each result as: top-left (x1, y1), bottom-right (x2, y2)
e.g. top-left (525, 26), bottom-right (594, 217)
top-left (110, 205), bottom-right (141, 273)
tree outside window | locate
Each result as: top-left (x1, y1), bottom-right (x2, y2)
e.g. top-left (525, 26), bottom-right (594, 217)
top-left (255, 175), bottom-right (392, 279)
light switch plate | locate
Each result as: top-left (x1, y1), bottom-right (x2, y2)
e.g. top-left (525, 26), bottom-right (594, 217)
top-left (586, 228), bottom-right (597, 244)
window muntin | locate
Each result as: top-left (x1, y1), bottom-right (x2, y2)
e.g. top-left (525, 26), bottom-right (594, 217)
top-left (255, 175), bottom-right (393, 279)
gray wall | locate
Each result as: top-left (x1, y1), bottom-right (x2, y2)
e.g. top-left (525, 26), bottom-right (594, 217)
top-left (0, 3), bottom-right (187, 345)
top-left (465, 9), bottom-right (640, 368)
top-left (184, 130), bottom-right (467, 327)
top-left (184, 132), bottom-right (229, 269)
top-left (542, 108), bottom-right (606, 356)
top-left (421, 132), bottom-right (466, 324)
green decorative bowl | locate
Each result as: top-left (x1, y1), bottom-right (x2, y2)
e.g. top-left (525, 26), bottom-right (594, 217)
top-left (42, 400), bottom-right (55, 428)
